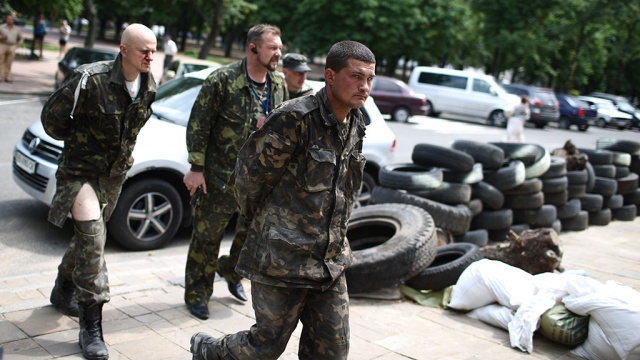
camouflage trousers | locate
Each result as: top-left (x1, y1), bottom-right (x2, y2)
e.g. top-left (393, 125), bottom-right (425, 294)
top-left (53, 175), bottom-right (125, 306)
top-left (184, 187), bottom-right (247, 306)
top-left (212, 276), bottom-right (349, 360)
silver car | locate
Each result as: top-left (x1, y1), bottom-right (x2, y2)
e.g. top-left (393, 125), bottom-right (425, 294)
top-left (12, 68), bottom-right (396, 251)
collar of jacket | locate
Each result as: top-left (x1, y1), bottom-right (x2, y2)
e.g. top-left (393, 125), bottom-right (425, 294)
top-left (316, 87), bottom-right (361, 127)
top-left (109, 54), bottom-right (157, 94)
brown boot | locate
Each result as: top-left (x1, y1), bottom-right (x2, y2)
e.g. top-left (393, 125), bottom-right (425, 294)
top-left (79, 303), bottom-right (109, 360)
top-left (50, 273), bottom-right (79, 317)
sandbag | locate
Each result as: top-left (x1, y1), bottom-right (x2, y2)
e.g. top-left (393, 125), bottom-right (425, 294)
top-left (467, 304), bottom-right (514, 330)
top-left (539, 304), bottom-right (589, 347)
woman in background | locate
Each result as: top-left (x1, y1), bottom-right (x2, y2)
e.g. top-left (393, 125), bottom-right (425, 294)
top-left (506, 95), bottom-right (530, 143)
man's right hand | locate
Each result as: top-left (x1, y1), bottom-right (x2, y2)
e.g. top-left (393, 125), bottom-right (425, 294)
top-left (184, 171), bottom-right (207, 196)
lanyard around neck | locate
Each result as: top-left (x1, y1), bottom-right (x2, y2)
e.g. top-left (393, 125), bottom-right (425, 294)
top-left (245, 61), bottom-right (271, 116)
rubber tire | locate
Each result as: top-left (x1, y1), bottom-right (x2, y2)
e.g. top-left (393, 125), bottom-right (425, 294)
top-left (612, 204), bottom-right (637, 221)
top-left (610, 151), bottom-right (632, 166)
top-left (370, 186), bottom-right (473, 236)
top-left (596, 138), bottom-right (640, 155)
top-left (579, 193), bottom-right (604, 212)
top-left (556, 198), bottom-right (581, 219)
top-left (378, 163), bottom-right (443, 191)
top-left (588, 208), bottom-right (612, 226)
top-left (560, 211), bottom-right (589, 232)
top-left (488, 110), bottom-right (507, 127)
top-left (512, 205), bottom-right (557, 227)
top-left (410, 182), bottom-right (472, 205)
top-left (541, 156), bottom-right (567, 178)
top-left (616, 173), bottom-right (639, 195)
top-left (602, 194), bottom-right (624, 209)
top-left (503, 191), bottom-right (545, 210)
top-left (592, 164), bottom-right (616, 178)
top-left (412, 143), bottom-right (475, 172)
top-left (354, 171), bottom-right (376, 208)
top-left (483, 160), bottom-right (526, 191)
top-left (392, 106), bottom-right (411, 123)
top-left (585, 162), bottom-right (596, 192)
top-left (591, 176), bottom-right (618, 197)
top-left (577, 148), bottom-right (613, 165)
top-left (597, 118), bottom-right (607, 128)
top-left (471, 209), bottom-right (513, 230)
top-left (471, 181), bottom-right (504, 210)
top-left (567, 184), bottom-right (587, 199)
top-left (541, 176), bottom-right (569, 193)
top-left (346, 204), bottom-right (437, 294)
top-left (566, 169), bottom-right (588, 185)
top-left (451, 140), bottom-right (505, 170)
top-left (405, 243), bottom-right (483, 291)
top-left (454, 229), bottom-right (488, 247)
top-left (465, 198), bottom-right (484, 216)
top-left (108, 178), bottom-right (183, 251)
top-left (544, 190), bottom-right (569, 206)
top-left (503, 178), bottom-right (544, 196)
top-left (615, 166), bottom-right (630, 179)
top-left (442, 163), bottom-right (484, 184)
top-left (558, 116), bottom-right (571, 130)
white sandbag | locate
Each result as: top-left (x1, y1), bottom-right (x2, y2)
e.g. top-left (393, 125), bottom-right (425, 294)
top-left (571, 318), bottom-right (619, 360)
top-left (564, 281), bottom-right (640, 360)
top-left (508, 290), bottom-right (556, 353)
top-left (533, 272), bottom-right (600, 302)
top-left (449, 259), bottom-right (536, 311)
top-left (467, 304), bottom-right (514, 330)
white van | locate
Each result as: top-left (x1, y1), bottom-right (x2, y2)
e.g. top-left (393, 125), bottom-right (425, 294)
top-left (408, 66), bottom-right (520, 127)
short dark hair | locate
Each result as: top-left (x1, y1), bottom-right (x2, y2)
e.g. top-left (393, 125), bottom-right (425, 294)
top-left (246, 24), bottom-right (281, 48)
top-left (325, 40), bottom-right (375, 73)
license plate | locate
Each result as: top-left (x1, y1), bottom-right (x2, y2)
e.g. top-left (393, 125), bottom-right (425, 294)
top-left (15, 151), bottom-right (36, 174)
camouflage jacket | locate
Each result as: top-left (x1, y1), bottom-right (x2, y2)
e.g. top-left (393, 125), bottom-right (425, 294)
top-left (287, 81), bottom-right (314, 100)
top-left (41, 55), bottom-right (156, 178)
top-left (234, 87), bottom-right (367, 290)
top-left (186, 58), bottom-right (287, 202)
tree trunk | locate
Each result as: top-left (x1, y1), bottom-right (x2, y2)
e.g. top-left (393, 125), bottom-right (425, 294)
top-left (482, 228), bottom-right (563, 275)
top-left (194, 0), bottom-right (223, 59)
top-left (83, 0), bottom-right (98, 48)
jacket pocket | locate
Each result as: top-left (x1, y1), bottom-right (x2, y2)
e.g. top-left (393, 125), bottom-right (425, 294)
top-left (304, 148), bottom-right (336, 192)
top-left (263, 226), bottom-right (320, 279)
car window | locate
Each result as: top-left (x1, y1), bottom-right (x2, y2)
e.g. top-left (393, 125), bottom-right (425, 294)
top-left (168, 61), bottom-right (179, 72)
top-left (616, 101), bottom-right (635, 112)
top-left (374, 78), bottom-right (402, 93)
top-left (72, 50), bottom-right (117, 69)
top-left (505, 87), bottom-right (528, 96)
top-left (153, 77), bottom-right (204, 126)
top-left (472, 79), bottom-right (492, 94)
top-left (418, 72), bottom-right (467, 90)
top-left (535, 90), bottom-right (557, 104)
top-left (182, 64), bottom-right (212, 75)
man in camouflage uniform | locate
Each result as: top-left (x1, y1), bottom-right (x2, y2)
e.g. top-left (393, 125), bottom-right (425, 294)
top-left (282, 53), bottom-right (313, 99)
top-left (42, 23), bottom-right (157, 360)
top-left (190, 40), bottom-right (375, 360)
top-left (182, 24), bottom-right (287, 320)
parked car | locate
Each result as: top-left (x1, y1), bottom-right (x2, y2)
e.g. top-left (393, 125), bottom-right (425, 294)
top-left (408, 66), bottom-right (520, 127)
top-left (159, 57), bottom-right (221, 84)
top-left (369, 75), bottom-right (428, 122)
top-left (554, 93), bottom-right (595, 132)
top-left (578, 95), bottom-right (633, 130)
top-left (588, 92), bottom-right (640, 130)
top-left (54, 47), bottom-right (119, 89)
top-left (13, 68), bottom-right (396, 251)
top-left (502, 84), bottom-right (559, 128)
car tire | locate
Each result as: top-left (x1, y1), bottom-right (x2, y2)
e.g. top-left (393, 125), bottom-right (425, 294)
top-left (378, 163), bottom-right (443, 191)
top-left (560, 210), bottom-right (589, 232)
top-left (412, 143), bottom-right (475, 172)
top-left (426, 101), bottom-right (437, 117)
top-left (612, 204), bottom-right (637, 221)
top-left (346, 204), bottom-right (437, 294)
top-left (558, 116), bottom-right (571, 130)
top-left (405, 243), bottom-right (483, 291)
top-left (108, 179), bottom-right (183, 251)
top-left (354, 171), bottom-right (376, 208)
top-left (451, 140), bottom-right (505, 170)
top-left (578, 124), bottom-right (589, 132)
top-left (392, 106), bottom-right (411, 123)
top-left (597, 118), bottom-right (607, 128)
top-left (488, 110), bottom-right (507, 127)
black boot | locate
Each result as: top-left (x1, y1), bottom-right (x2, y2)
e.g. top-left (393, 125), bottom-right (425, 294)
top-left (79, 303), bottom-right (109, 360)
top-left (50, 273), bottom-right (79, 317)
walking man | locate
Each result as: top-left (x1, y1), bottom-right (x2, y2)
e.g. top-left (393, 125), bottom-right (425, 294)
top-left (182, 24), bottom-right (287, 320)
top-left (42, 23), bottom-right (157, 360)
top-left (0, 15), bottom-right (24, 82)
top-left (190, 40), bottom-right (375, 360)
top-left (163, 34), bottom-right (177, 70)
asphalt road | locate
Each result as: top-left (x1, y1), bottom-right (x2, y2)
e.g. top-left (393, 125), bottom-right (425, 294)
top-left (2, 95), bottom-right (639, 278)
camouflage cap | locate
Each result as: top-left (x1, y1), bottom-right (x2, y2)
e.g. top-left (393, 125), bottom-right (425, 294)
top-left (282, 53), bottom-right (311, 72)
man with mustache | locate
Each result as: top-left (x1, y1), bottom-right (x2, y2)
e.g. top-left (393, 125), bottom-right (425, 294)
top-left (183, 24), bottom-right (287, 320)
top-left (42, 23), bottom-right (157, 360)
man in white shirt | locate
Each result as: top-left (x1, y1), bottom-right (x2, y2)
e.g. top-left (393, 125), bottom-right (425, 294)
top-left (163, 34), bottom-right (178, 70)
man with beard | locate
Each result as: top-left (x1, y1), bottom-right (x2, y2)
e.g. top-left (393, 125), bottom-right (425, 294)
top-left (183, 24), bottom-right (287, 320)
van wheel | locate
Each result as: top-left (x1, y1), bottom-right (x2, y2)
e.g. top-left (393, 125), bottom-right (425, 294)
top-left (354, 172), bottom-right (376, 208)
top-left (597, 118), bottom-right (607, 128)
top-left (488, 110), bottom-right (506, 127)
top-left (426, 101), bottom-right (439, 117)
top-left (392, 106), bottom-right (411, 123)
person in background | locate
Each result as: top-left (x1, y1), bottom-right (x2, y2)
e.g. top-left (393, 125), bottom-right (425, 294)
top-left (182, 24), bottom-right (287, 321)
top-left (58, 19), bottom-right (71, 59)
top-left (42, 23), bottom-right (157, 360)
top-left (282, 52), bottom-right (313, 99)
top-left (32, 14), bottom-right (46, 59)
top-left (190, 40), bottom-right (375, 360)
top-left (163, 34), bottom-right (177, 70)
top-left (506, 95), bottom-right (530, 143)
top-left (0, 14), bottom-right (24, 82)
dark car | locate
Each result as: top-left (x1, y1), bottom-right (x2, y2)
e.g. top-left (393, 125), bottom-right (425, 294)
top-left (588, 92), bottom-right (640, 130)
top-left (554, 93), bottom-right (595, 132)
top-left (370, 75), bottom-right (428, 122)
top-left (502, 84), bottom-right (559, 128)
top-left (54, 47), bottom-right (119, 89)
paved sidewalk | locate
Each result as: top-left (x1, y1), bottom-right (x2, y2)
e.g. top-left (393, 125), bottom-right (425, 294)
top-left (2, 27), bottom-right (640, 360)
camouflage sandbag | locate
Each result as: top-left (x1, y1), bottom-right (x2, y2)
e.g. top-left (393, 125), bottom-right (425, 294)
top-left (539, 303), bottom-right (589, 346)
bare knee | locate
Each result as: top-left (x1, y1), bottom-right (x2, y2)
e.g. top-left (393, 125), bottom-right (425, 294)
top-left (71, 183), bottom-right (101, 221)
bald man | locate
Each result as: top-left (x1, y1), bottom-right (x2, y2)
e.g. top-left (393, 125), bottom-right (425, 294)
top-left (41, 23), bottom-right (157, 360)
